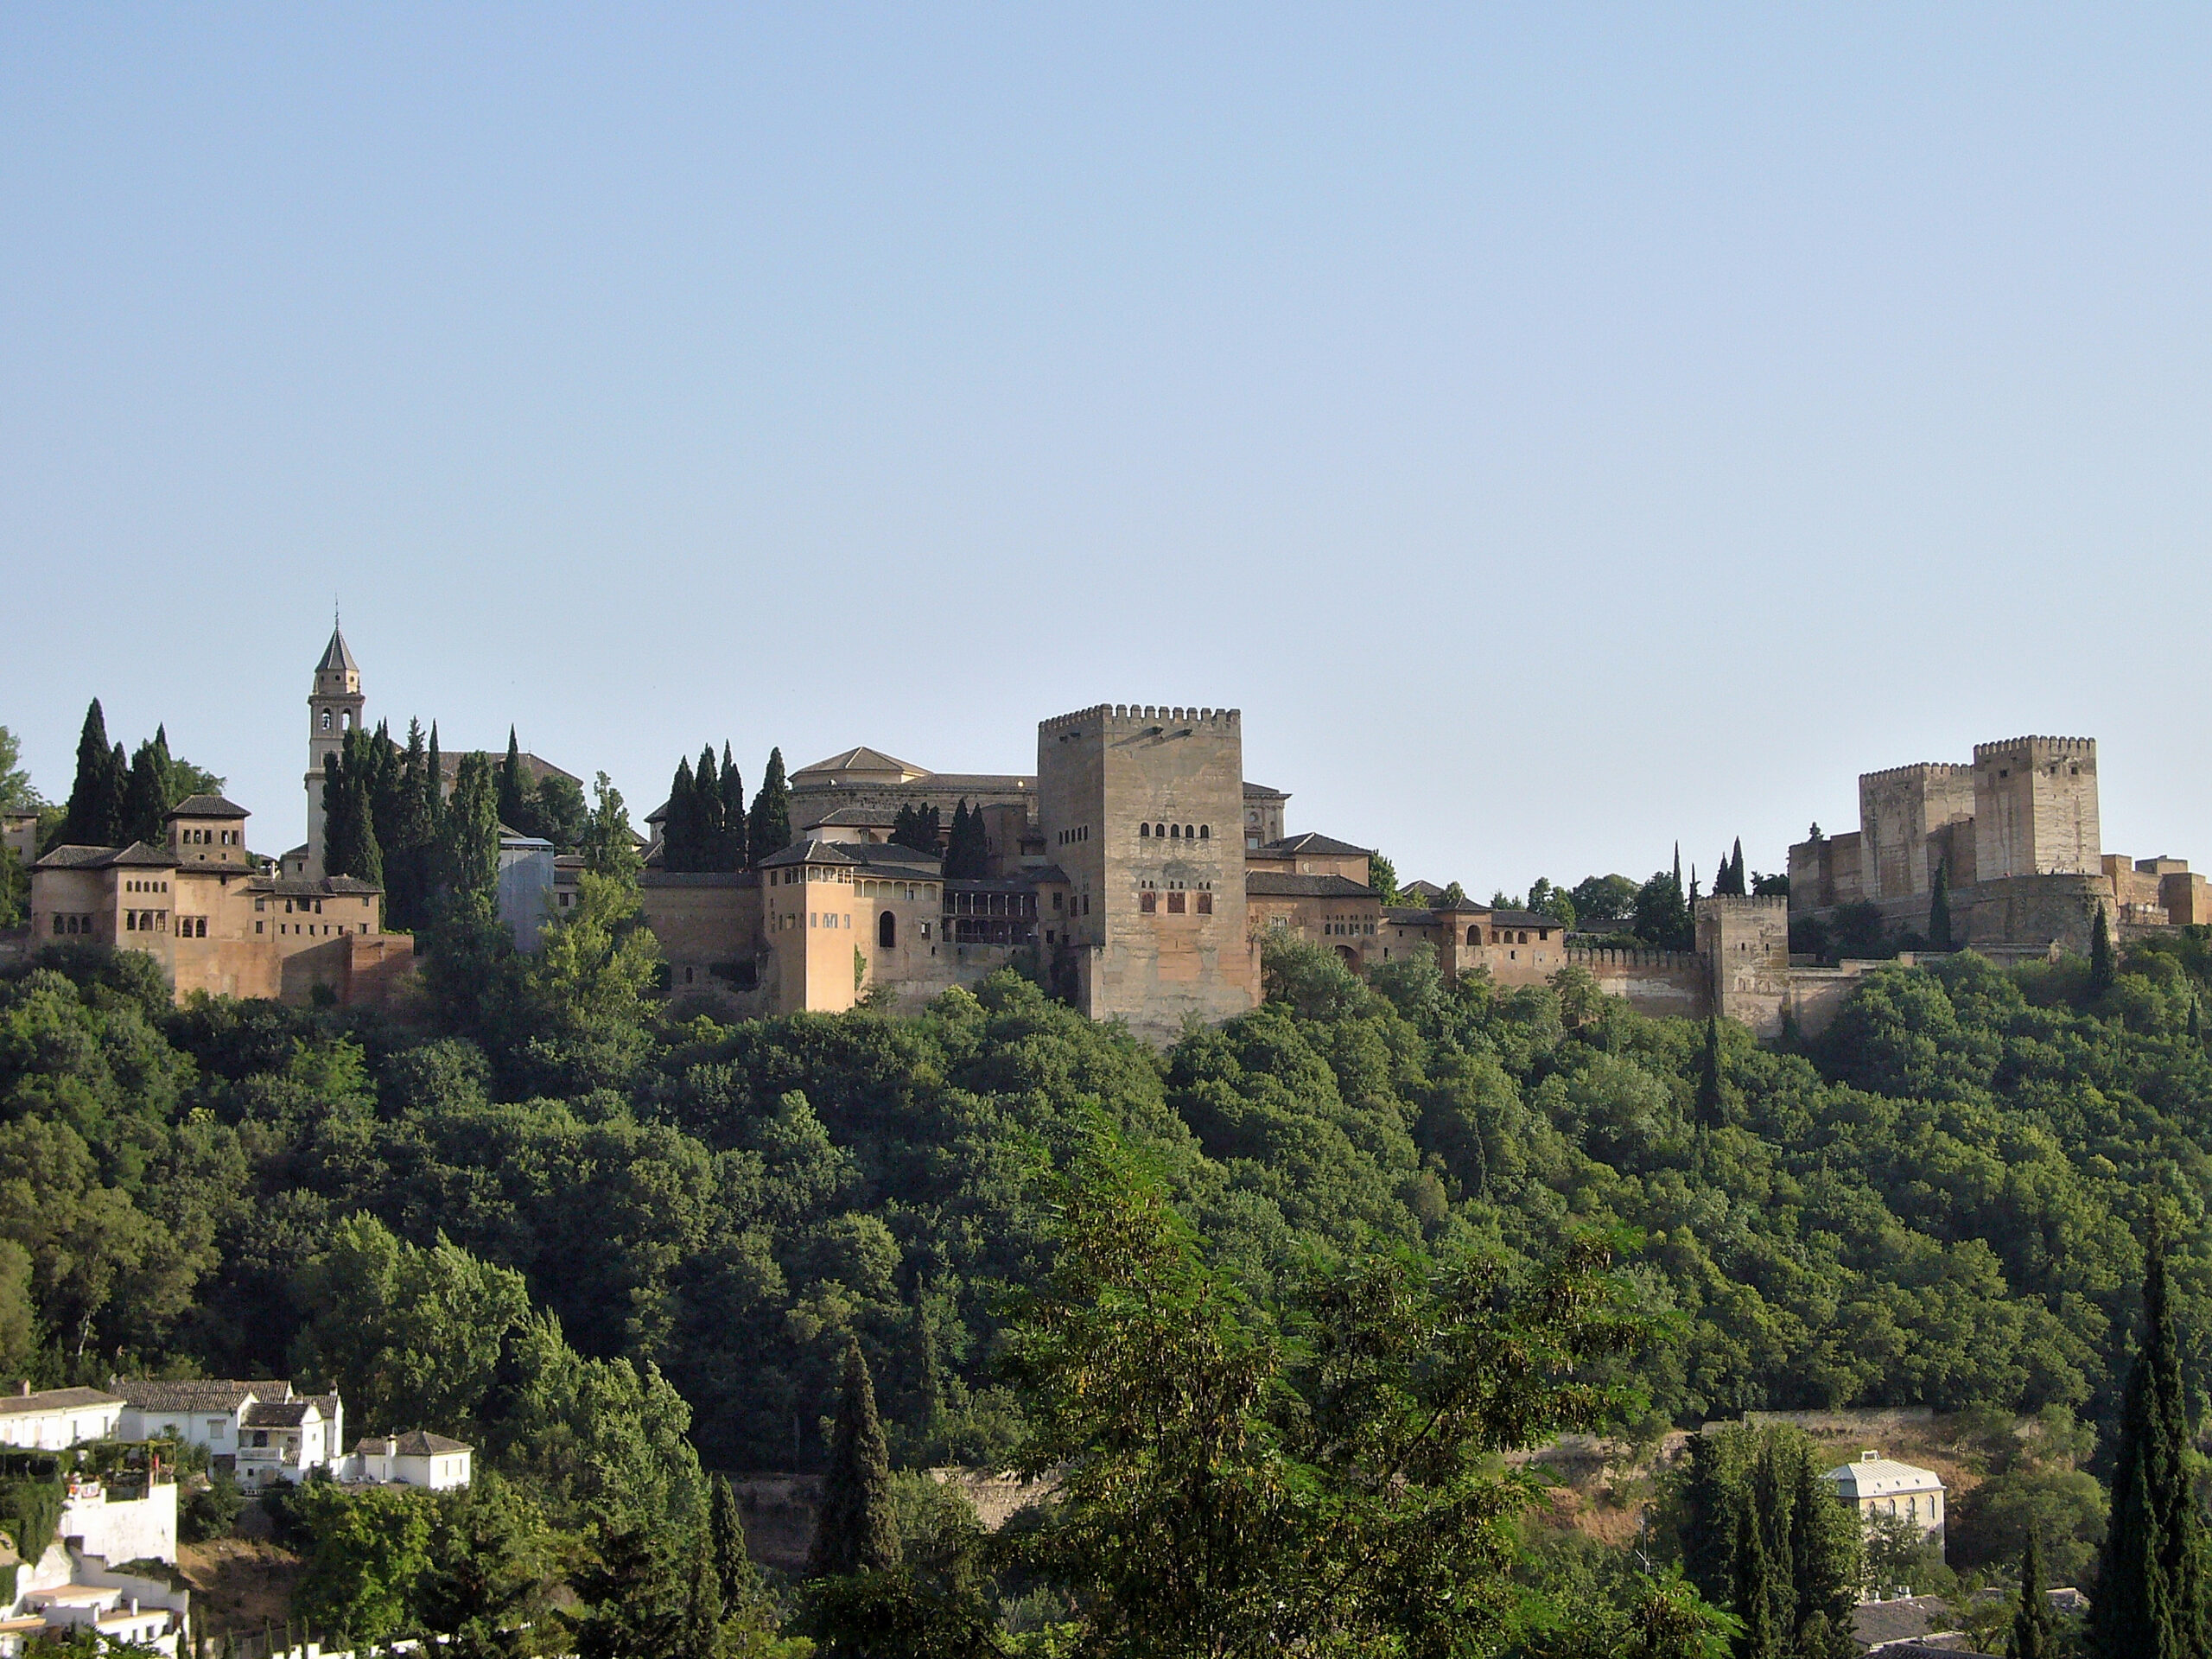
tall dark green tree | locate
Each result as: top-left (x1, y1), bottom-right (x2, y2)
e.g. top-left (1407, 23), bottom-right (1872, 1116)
top-left (1694, 1015), bottom-right (1726, 1130)
top-left (807, 1339), bottom-right (899, 1580)
top-left (664, 756), bottom-right (701, 873)
top-left (329, 731), bottom-right (384, 892)
top-left (1681, 1423), bottom-right (1857, 1659)
top-left (748, 748), bottom-right (791, 866)
top-left (892, 803), bottom-right (941, 856)
top-left (54, 699), bottom-right (127, 849)
top-left (2091, 1217), bottom-right (2209, 1659)
top-left (717, 746), bottom-right (747, 871)
top-left (694, 747), bottom-right (724, 868)
top-left (944, 801), bottom-right (988, 880)
top-left (583, 773), bottom-right (643, 882)
top-left (120, 741), bottom-right (168, 847)
top-left (498, 728), bottom-right (536, 836)
top-left (2012, 1530), bottom-right (2052, 1659)
top-left (380, 720), bottom-right (436, 931)
top-left (1929, 858), bottom-right (1955, 950)
top-left (2090, 907), bottom-right (2118, 996)
top-left (442, 751), bottom-right (501, 906)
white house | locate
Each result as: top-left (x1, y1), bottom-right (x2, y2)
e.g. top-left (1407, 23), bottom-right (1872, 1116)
top-left (113, 1379), bottom-right (344, 1487)
top-left (343, 1431), bottom-right (474, 1491)
top-left (1823, 1449), bottom-right (1947, 1541)
top-left (0, 1385), bottom-right (124, 1450)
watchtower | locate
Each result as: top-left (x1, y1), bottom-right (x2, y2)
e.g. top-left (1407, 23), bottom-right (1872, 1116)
top-left (1037, 704), bottom-right (1255, 1039)
top-left (304, 625), bottom-right (365, 880)
top-left (1696, 894), bottom-right (1791, 1039)
top-left (1972, 737), bottom-right (2099, 881)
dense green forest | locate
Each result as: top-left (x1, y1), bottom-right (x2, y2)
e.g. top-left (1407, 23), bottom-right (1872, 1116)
top-left (8, 813), bottom-right (2212, 1646)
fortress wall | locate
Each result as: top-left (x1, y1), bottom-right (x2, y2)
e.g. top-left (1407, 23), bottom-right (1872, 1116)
top-left (1954, 873), bottom-right (2113, 957)
top-left (1568, 948), bottom-right (1710, 1020)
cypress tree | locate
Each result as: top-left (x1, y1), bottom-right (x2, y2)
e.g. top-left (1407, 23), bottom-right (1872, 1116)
top-left (709, 1471), bottom-right (759, 1611)
top-left (748, 748), bottom-right (791, 866)
top-left (695, 746), bottom-right (723, 867)
top-left (718, 745), bottom-right (747, 871)
top-left (1732, 837), bottom-right (1747, 895)
top-left (121, 741), bottom-right (168, 847)
top-left (1733, 1489), bottom-right (1783, 1659)
top-left (1929, 858), bottom-right (1955, 950)
top-left (1694, 1015), bottom-right (1726, 1129)
top-left (384, 721), bottom-right (435, 931)
top-left (2090, 907), bottom-right (2118, 996)
top-left (442, 752), bottom-right (500, 904)
top-left (807, 1338), bottom-right (899, 1579)
top-left (2092, 1215), bottom-right (2209, 1659)
top-left (426, 724), bottom-right (445, 836)
top-left (2013, 1531), bottom-right (2052, 1659)
top-left (337, 732), bottom-right (384, 892)
top-left (664, 756), bottom-right (699, 873)
top-left (322, 754), bottom-right (355, 877)
top-left (55, 699), bottom-right (126, 849)
top-left (498, 728), bottom-right (532, 836)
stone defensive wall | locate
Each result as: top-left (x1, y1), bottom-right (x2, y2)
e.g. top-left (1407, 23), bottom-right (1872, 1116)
top-left (1565, 944), bottom-right (1710, 1020)
top-left (1858, 761), bottom-right (1971, 785)
top-left (1039, 703), bottom-right (1241, 736)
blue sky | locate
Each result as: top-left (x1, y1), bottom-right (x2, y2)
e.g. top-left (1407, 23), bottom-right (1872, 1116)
top-left (3, 6), bottom-right (2208, 892)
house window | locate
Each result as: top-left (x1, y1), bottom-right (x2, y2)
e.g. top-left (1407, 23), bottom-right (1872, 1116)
top-left (1170, 823), bottom-right (1180, 838)
top-left (879, 911), bottom-right (896, 948)
top-left (1466, 925), bottom-right (1479, 945)
top-left (1140, 823), bottom-right (1150, 837)
top-left (1196, 892), bottom-right (1212, 915)
top-left (1167, 891), bottom-right (1185, 914)
top-left (1140, 891), bottom-right (1157, 914)
top-left (1198, 825), bottom-right (1209, 839)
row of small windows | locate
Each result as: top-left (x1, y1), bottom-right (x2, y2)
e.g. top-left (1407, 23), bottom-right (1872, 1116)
top-left (179, 828), bottom-right (238, 846)
top-left (1139, 890), bottom-right (1213, 915)
top-left (124, 909), bottom-right (166, 931)
top-left (261, 921), bottom-right (368, 936)
top-left (1139, 823), bottom-right (1209, 840)
top-left (1325, 920), bottom-right (1375, 936)
top-left (1056, 826), bottom-right (1090, 845)
top-left (125, 879), bottom-right (168, 893)
top-left (51, 914), bottom-right (95, 936)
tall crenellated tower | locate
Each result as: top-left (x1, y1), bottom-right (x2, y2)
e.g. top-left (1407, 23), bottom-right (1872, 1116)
top-left (304, 624), bottom-right (365, 880)
top-left (1972, 736), bottom-right (2099, 880)
top-left (1038, 703), bottom-right (1255, 1039)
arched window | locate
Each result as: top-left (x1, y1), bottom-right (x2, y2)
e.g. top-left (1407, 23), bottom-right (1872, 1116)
top-left (1140, 823), bottom-right (1150, 837)
top-left (1170, 823), bottom-right (1180, 838)
top-left (1140, 890), bottom-right (1157, 914)
top-left (1155, 823), bottom-right (1166, 838)
top-left (320, 711), bottom-right (332, 731)
top-left (1467, 925), bottom-right (1479, 946)
top-left (1198, 825), bottom-right (1209, 839)
top-left (1184, 825), bottom-right (1194, 839)
top-left (879, 911), bottom-right (896, 949)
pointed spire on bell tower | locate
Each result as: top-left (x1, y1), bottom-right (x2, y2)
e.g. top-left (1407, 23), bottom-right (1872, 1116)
top-left (305, 616), bottom-right (366, 880)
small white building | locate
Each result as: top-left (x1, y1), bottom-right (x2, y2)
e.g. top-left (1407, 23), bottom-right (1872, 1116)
top-left (0, 1385), bottom-right (124, 1450)
top-left (113, 1379), bottom-right (344, 1487)
top-left (343, 1431), bottom-right (474, 1491)
top-left (1823, 1449), bottom-right (1947, 1541)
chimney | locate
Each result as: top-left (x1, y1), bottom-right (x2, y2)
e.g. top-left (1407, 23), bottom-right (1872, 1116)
top-left (385, 1437), bottom-right (397, 1459)
top-left (1861, 1449), bottom-right (1878, 1461)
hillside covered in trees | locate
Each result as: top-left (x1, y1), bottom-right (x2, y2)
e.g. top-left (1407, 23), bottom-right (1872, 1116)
top-left (3, 854), bottom-right (2210, 1647)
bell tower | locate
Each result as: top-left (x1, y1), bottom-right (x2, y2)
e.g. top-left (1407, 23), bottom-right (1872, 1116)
top-left (304, 622), bottom-right (365, 879)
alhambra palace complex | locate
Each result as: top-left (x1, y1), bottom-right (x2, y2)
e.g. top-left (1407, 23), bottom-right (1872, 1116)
top-left (15, 629), bottom-right (2207, 1042)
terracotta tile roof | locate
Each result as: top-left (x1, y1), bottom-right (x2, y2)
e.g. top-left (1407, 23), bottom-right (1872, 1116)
top-left (32, 842), bottom-right (177, 871)
top-left (1255, 832), bottom-right (1375, 859)
top-left (791, 747), bottom-right (930, 781)
top-left (114, 1379), bottom-right (276, 1414)
top-left (166, 795), bottom-right (250, 819)
top-left (1246, 873), bottom-right (1376, 899)
top-left (359, 1430), bottom-right (472, 1455)
top-left (241, 1400), bottom-right (313, 1427)
top-left (0, 1386), bottom-right (122, 1417)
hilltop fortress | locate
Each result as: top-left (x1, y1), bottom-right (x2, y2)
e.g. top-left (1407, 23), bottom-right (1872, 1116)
top-left (22, 633), bottom-right (2205, 1041)
top-left (1788, 736), bottom-right (2208, 957)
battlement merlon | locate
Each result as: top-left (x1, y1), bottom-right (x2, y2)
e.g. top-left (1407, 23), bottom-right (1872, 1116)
top-left (1038, 705), bottom-right (1242, 737)
top-left (1972, 736), bottom-right (2097, 763)
top-left (1697, 893), bottom-right (1789, 912)
top-left (1858, 761), bottom-right (1973, 786)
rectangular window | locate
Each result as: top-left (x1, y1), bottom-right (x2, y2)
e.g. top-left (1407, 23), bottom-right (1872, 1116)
top-left (1167, 891), bottom-right (1185, 914)
top-left (1197, 892), bottom-right (1213, 915)
top-left (1140, 891), bottom-right (1157, 914)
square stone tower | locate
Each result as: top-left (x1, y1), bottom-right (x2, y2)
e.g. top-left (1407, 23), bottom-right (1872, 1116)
top-left (1972, 737), bottom-right (2099, 880)
top-left (1038, 704), bottom-right (1255, 1039)
top-left (1858, 763), bottom-right (1975, 901)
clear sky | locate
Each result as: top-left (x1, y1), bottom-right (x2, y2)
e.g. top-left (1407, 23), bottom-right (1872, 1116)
top-left (3, 6), bottom-right (2208, 893)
